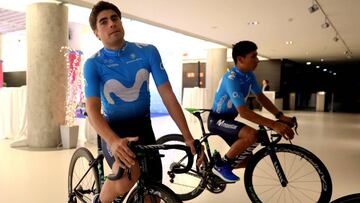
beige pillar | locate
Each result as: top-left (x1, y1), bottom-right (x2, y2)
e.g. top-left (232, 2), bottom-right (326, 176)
top-left (26, 3), bottom-right (68, 148)
top-left (205, 48), bottom-right (227, 108)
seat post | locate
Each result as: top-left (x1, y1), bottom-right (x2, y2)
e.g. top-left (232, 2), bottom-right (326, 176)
top-left (194, 112), bottom-right (207, 134)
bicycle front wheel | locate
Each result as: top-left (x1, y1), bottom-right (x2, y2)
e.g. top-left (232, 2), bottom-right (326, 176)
top-left (156, 134), bottom-right (207, 201)
top-left (244, 144), bottom-right (332, 203)
top-left (68, 147), bottom-right (100, 203)
top-left (126, 182), bottom-right (182, 203)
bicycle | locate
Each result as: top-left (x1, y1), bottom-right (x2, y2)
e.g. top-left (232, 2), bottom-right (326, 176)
top-left (156, 108), bottom-right (333, 202)
top-left (67, 134), bottom-right (195, 203)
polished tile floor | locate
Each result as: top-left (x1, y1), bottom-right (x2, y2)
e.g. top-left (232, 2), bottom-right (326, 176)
top-left (1, 111), bottom-right (359, 203)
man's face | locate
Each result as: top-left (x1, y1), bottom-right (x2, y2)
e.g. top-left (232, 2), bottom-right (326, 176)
top-left (94, 9), bottom-right (125, 47)
top-left (238, 51), bottom-right (259, 72)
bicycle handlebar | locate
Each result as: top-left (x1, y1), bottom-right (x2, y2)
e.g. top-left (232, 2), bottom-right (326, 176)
top-left (108, 143), bottom-right (195, 181)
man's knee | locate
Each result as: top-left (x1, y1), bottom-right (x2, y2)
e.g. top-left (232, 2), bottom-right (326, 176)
top-left (239, 127), bottom-right (258, 144)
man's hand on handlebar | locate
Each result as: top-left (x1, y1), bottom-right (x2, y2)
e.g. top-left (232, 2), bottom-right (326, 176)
top-left (185, 139), bottom-right (205, 167)
top-left (278, 115), bottom-right (297, 127)
top-left (110, 136), bottom-right (139, 169)
top-left (272, 121), bottom-right (295, 141)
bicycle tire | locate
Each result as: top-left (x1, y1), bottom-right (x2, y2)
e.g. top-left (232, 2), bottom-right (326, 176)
top-left (126, 182), bottom-right (182, 203)
top-left (331, 193), bottom-right (360, 203)
top-left (244, 144), bottom-right (332, 203)
top-left (156, 134), bottom-right (207, 201)
top-left (68, 147), bottom-right (101, 203)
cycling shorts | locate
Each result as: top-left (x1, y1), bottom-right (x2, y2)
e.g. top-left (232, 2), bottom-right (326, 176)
top-left (101, 117), bottom-right (162, 183)
top-left (207, 112), bottom-right (246, 146)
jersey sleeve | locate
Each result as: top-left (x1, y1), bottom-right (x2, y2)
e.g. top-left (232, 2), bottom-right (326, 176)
top-left (249, 72), bottom-right (262, 95)
top-left (83, 59), bottom-right (100, 98)
top-left (148, 45), bottom-right (169, 86)
top-left (225, 76), bottom-right (247, 107)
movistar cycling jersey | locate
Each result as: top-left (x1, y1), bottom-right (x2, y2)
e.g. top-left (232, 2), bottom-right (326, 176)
top-left (84, 41), bottom-right (169, 121)
top-left (211, 66), bottom-right (261, 119)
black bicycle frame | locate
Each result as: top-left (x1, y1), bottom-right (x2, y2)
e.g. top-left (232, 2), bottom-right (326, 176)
top-left (194, 109), bottom-right (289, 187)
top-left (96, 135), bottom-right (105, 188)
top-left (258, 126), bottom-right (288, 187)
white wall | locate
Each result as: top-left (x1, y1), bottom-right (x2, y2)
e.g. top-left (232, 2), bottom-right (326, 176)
top-left (1, 30), bottom-right (27, 72)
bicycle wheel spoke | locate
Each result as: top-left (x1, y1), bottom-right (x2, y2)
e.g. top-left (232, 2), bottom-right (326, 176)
top-left (263, 186), bottom-right (282, 202)
top-left (289, 184), bottom-right (318, 202)
top-left (291, 170), bottom-right (318, 183)
top-left (286, 186), bottom-right (302, 203)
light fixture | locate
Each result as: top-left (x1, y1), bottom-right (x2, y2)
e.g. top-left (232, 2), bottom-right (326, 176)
top-left (316, 65), bottom-right (320, 68)
top-left (344, 51), bottom-right (352, 59)
top-left (306, 61), bottom-right (311, 65)
top-left (321, 19), bottom-right (330, 29)
top-left (248, 21), bottom-right (259, 25)
top-left (310, 0), bottom-right (353, 59)
top-left (285, 41), bottom-right (293, 45)
top-left (308, 3), bottom-right (319, 13)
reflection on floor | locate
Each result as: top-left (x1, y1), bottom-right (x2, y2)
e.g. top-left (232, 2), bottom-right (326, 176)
top-left (0, 111), bottom-right (359, 203)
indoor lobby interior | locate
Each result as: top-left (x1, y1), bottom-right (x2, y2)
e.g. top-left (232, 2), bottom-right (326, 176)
top-left (1, 0), bottom-right (360, 203)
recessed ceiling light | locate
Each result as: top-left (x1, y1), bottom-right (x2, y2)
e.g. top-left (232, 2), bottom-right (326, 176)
top-left (321, 59), bottom-right (324, 62)
top-left (306, 61), bottom-right (311, 65)
top-left (248, 21), bottom-right (259, 25)
top-left (333, 73), bottom-right (337, 76)
top-left (285, 41), bottom-right (293, 45)
top-left (316, 65), bottom-right (320, 68)
top-left (323, 69), bottom-right (327, 72)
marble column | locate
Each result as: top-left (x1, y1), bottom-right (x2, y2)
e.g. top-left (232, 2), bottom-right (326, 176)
top-left (26, 3), bottom-right (68, 148)
top-left (205, 48), bottom-right (227, 108)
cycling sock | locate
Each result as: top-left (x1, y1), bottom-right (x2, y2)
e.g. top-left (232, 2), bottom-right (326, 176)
top-left (223, 155), bottom-right (235, 166)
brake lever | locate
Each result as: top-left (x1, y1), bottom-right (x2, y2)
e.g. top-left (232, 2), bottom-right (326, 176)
top-left (291, 117), bottom-right (299, 135)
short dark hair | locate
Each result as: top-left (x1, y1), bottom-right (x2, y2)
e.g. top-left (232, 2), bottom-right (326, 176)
top-left (232, 41), bottom-right (257, 64)
top-left (89, 1), bottom-right (122, 30)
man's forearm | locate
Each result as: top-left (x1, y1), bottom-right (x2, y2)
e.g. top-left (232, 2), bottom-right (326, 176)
top-left (257, 93), bottom-right (281, 116)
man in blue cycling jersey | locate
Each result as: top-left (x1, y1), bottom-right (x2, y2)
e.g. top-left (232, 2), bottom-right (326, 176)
top-left (84, 1), bottom-right (203, 202)
top-left (208, 41), bottom-right (295, 182)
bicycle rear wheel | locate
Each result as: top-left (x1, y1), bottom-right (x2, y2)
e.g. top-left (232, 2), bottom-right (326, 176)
top-left (156, 134), bottom-right (207, 201)
top-left (68, 147), bottom-right (100, 203)
top-left (244, 144), bottom-right (332, 203)
top-left (126, 182), bottom-right (182, 203)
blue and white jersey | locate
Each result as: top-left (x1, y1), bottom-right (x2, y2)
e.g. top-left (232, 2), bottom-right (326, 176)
top-left (84, 41), bottom-right (169, 121)
top-left (211, 66), bottom-right (261, 119)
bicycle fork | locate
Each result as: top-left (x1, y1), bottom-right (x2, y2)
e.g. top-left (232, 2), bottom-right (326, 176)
top-left (267, 145), bottom-right (288, 187)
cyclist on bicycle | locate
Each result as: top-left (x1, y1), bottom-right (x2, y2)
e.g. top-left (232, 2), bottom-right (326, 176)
top-left (208, 40), bottom-right (295, 182)
top-left (84, 1), bottom-right (203, 202)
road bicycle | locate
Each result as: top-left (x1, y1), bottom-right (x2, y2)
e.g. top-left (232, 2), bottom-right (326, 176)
top-left (156, 108), bottom-right (333, 202)
top-left (67, 134), bottom-right (195, 203)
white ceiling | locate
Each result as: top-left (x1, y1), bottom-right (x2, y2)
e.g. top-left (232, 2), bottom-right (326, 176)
top-left (1, 0), bottom-right (360, 63)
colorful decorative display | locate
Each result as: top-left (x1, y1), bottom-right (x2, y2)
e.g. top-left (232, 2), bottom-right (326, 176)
top-left (60, 46), bottom-right (83, 126)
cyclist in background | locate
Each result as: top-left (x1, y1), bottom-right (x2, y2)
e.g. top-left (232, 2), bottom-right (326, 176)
top-left (208, 41), bottom-right (295, 182)
top-left (84, 1), bottom-right (203, 202)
